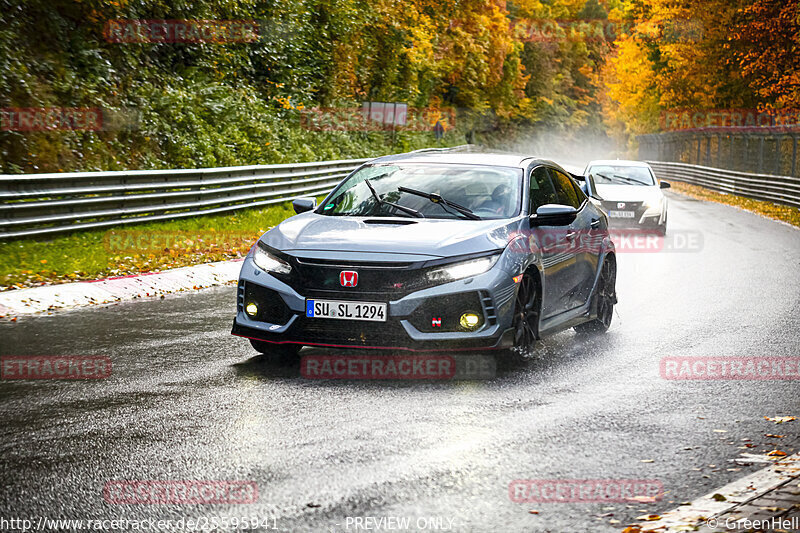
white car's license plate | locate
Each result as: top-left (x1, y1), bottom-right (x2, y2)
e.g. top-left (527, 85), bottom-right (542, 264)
top-left (608, 210), bottom-right (635, 218)
top-left (305, 299), bottom-right (387, 322)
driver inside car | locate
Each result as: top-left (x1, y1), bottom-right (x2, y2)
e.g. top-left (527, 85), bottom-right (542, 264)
top-left (480, 184), bottom-right (512, 215)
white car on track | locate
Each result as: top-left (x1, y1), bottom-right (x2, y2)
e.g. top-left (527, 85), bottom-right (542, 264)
top-left (583, 160), bottom-right (670, 235)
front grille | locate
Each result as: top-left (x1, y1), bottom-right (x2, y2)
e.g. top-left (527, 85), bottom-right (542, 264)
top-left (243, 282), bottom-right (294, 325)
top-left (291, 317), bottom-right (408, 346)
top-left (602, 201), bottom-right (643, 213)
top-left (283, 257), bottom-right (430, 297)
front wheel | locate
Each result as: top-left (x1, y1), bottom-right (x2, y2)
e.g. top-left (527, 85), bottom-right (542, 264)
top-left (508, 274), bottom-right (540, 358)
top-left (575, 256), bottom-right (616, 334)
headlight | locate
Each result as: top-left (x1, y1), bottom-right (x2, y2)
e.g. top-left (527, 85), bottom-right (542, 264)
top-left (253, 245), bottom-right (291, 275)
top-left (426, 254), bottom-right (500, 285)
top-left (642, 197), bottom-right (664, 216)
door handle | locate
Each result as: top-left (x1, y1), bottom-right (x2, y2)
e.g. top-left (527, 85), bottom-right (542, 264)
top-left (590, 219), bottom-right (600, 229)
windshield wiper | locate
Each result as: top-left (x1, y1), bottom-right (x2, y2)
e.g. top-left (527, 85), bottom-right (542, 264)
top-left (596, 173), bottom-right (649, 186)
top-left (364, 179), bottom-right (424, 218)
top-left (613, 174), bottom-right (651, 186)
top-left (397, 186), bottom-right (481, 220)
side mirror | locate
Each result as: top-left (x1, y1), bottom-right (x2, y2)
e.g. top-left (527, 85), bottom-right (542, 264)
top-left (530, 204), bottom-right (578, 227)
top-left (660, 181), bottom-right (671, 189)
top-left (292, 197), bottom-right (317, 214)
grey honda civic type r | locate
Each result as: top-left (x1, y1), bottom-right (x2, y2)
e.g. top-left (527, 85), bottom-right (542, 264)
top-left (231, 151), bottom-right (617, 358)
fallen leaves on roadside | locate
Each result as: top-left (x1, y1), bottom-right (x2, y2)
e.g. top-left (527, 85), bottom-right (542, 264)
top-left (765, 434), bottom-right (785, 438)
top-left (760, 506), bottom-right (786, 512)
top-left (635, 514), bottom-right (662, 521)
top-left (767, 450), bottom-right (787, 457)
top-left (627, 496), bottom-right (659, 503)
top-left (528, 510), bottom-right (539, 515)
top-left (764, 416), bottom-right (796, 424)
top-left (621, 527), bottom-right (642, 533)
top-left (711, 493), bottom-right (727, 501)
top-left (641, 459), bottom-right (654, 463)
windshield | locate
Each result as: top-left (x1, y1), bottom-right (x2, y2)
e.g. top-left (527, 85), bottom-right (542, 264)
top-left (587, 165), bottom-right (655, 186)
top-left (320, 163), bottom-right (523, 219)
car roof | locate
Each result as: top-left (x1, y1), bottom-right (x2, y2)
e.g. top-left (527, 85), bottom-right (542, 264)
top-left (369, 151), bottom-right (560, 169)
top-left (586, 159), bottom-right (652, 168)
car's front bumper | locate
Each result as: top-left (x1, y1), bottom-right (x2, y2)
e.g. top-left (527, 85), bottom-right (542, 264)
top-left (231, 255), bottom-right (518, 352)
top-left (601, 201), bottom-right (666, 228)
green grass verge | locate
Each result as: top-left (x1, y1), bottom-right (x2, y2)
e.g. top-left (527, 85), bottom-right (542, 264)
top-left (0, 202), bottom-right (300, 291)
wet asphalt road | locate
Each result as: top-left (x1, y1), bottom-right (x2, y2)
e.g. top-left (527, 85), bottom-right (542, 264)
top-left (1, 191), bottom-right (799, 533)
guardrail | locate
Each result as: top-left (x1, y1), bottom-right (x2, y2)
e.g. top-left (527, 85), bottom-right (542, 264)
top-left (0, 146), bottom-right (469, 240)
top-left (647, 161), bottom-right (800, 209)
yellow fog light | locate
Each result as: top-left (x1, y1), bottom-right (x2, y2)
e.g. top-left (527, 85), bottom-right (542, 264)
top-left (459, 312), bottom-right (481, 330)
top-left (245, 302), bottom-right (258, 317)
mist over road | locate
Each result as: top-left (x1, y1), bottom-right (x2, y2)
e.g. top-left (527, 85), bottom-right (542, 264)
top-left (1, 191), bottom-right (798, 532)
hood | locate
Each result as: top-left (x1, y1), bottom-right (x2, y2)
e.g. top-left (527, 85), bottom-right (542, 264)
top-left (261, 213), bottom-right (515, 259)
top-left (595, 184), bottom-right (663, 203)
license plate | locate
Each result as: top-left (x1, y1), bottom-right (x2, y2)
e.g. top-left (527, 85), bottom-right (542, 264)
top-left (609, 210), bottom-right (635, 218)
top-left (305, 299), bottom-right (387, 322)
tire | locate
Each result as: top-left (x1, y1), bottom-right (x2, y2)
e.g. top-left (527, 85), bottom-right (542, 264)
top-left (249, 339), bottom-right (301, 361)
top-left (507, 273), bottom-right (540, 359)
top-left (657, 214), bottom-right (667, 236)
top-left (574, 255), bottom-right (616, 334)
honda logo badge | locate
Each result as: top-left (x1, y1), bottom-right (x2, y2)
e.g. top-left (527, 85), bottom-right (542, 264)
top-left (339, 271), bottom-right (358, 287)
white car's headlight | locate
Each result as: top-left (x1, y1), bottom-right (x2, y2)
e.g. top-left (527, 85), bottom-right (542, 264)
top-left (253, 245), bottom-right (291, 275)
top-left (426, 254), bottom-right (500, 285)
top-left (642, 197), bottom-right (664, 216)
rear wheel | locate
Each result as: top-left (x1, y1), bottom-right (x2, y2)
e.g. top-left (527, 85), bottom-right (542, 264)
top-left (250, 339), bottom-right (301, 361)
top-left (575, 256), bottom-right (616, 334)
top-left (508, 274), bottom-right (540, 358)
